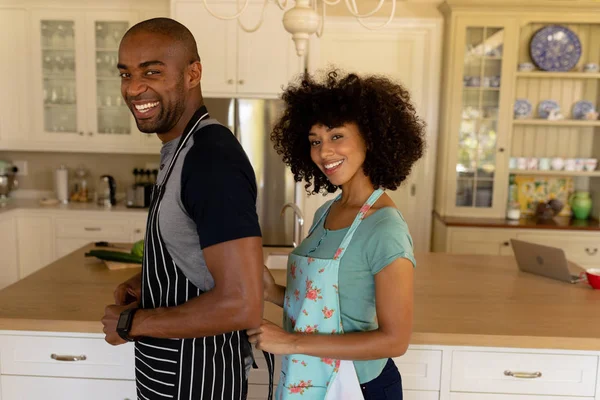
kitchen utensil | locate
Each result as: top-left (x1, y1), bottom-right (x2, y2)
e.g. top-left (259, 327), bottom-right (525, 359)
top-left (94, 241), bottom-right (129, 250)
top-left (585, 268), bottom-right (600, 289)
top-left (97, 175), bottom-right (116, 207)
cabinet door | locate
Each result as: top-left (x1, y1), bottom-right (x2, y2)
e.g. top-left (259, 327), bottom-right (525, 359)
top-left (0, 9), bottom-right (29, 143)
top-left (173, 2), bottom-right (237, 95)
top-left (445, 17), bottom-right (518, 218)
top-left (31, 10), bottom-right (88, 143)
top-left (237, 4), bottom-right (301, 96)
top-left (0, 217), bottom-right (19, 290)
top-left (16, 215), bottom-right (55, 279)
top-left (1, 376), bottom-right (136, 400)
top-left (449, 228), bottom-right (515, 256)
top-left (85, 11), bottom-right (139, 148)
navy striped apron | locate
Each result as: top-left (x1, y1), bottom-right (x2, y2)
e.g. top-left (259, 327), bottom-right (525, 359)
top-left (135, 109), bottom-right (274, 400)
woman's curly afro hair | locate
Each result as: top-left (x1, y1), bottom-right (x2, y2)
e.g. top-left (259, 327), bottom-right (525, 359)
top-left (271, 69), bottom-right (426, 195)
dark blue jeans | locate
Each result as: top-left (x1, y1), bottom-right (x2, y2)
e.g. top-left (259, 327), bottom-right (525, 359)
top-left (360, 358), bottom-right (403, 400)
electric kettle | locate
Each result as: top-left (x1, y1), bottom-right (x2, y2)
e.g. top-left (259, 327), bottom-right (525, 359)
top-left (97, 175), bottom-right (116, 207)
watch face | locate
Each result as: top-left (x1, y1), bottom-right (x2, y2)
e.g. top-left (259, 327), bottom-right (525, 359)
top-left (117, 310), bottom-right (131, 330)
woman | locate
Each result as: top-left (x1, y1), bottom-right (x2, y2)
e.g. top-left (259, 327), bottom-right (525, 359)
top-left (248, 69), bottom-right (425, 399)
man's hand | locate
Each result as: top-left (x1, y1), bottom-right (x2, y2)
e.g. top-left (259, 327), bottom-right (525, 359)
top-left (101, 302), bottom-right (138, 346)
top-left (114, 272), bottom-right (142, 305)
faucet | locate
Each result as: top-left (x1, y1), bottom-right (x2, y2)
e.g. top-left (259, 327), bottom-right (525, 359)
top-left (280, 202), bottom-right (304, 248)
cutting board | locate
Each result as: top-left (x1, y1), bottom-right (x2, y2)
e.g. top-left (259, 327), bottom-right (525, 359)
top-left (103, 261), bottom-right (142, 270)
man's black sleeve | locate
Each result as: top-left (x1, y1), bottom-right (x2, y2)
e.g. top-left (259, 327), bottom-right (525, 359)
top-left (180, 125), bottom-right (262, 249)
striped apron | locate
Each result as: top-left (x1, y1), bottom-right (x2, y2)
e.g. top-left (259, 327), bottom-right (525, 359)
top-left (135, 109), bottom-right (274, 400)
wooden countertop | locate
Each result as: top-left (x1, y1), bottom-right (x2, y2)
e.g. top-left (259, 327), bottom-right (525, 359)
top-left (435, 211), bottom-right (600, 231)
top-left (1, 245), bottom-right (598, 351)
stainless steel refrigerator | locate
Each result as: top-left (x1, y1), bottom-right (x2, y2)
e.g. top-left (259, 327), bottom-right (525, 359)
top-left (204, 97), bottom-right (298, 247)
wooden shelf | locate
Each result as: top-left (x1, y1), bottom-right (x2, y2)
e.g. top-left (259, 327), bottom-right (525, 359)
top-left (512, 119), bottom-right (600, 127)
top-left (516, 71), bottom-right (600, 79)
top-left (509, 169), bottom-right (600, 177)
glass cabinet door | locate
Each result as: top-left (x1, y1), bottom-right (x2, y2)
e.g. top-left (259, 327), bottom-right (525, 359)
top-left (455, 26), bottom-right (504, 210)
top-left (93, 20), bottom-right (132, 138)
top-left (39, 19), bottom-right (80, 135)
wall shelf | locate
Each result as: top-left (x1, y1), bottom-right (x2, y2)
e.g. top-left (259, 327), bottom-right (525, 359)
top-left (516, 71), bottom-right (600, 79)
top-left (509, 169), bottom-right (600, 177)
top-left (512, 119), bottom-right (600, 127)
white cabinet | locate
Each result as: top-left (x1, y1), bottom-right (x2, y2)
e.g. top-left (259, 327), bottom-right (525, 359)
top-left (0, 9), bottom-right (29, 142)
top-left (30, 10), bottom-right (141, 148)
top-left (16, 215), bottom-right (55, 279)
top-left (1, 376), bottom-right (136, 400)
top-left (449, 228), bottom-right (515, 256)
top-left (0, 216), bottom-right (19, 290)
top-left (515, 231), bottom-right (600, 269)
top-left (172, 0), bottom-right (302, 98)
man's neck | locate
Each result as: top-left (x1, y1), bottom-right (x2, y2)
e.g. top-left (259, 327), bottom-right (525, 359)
top-left (157, 100), bottom-right (205, 144)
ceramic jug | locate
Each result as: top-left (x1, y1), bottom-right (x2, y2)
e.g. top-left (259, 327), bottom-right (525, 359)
top-left (569, 191), bottom-right (592, 220)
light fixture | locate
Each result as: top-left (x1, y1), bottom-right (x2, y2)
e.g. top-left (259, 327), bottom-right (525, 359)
top-left (201, 0), bottom-right (397, 57)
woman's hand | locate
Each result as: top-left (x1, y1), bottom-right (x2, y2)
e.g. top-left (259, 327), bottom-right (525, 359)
top-left (247, 319), bottom-right (296, 355)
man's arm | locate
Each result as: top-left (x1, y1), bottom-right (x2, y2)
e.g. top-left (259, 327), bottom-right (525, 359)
top-left (129, 236), bottom-right (263, 338)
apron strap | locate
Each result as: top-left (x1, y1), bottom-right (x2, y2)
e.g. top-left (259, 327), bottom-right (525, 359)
top-left (335, 188), bottom-right (385, 259)
top-left (263, 350), bottom-right (275, 400)
top-left (307, 193), bottom-right (342, 237)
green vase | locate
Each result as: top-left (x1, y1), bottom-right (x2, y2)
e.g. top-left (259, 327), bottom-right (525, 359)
top-left (569, 191), bottom-right (592, 220)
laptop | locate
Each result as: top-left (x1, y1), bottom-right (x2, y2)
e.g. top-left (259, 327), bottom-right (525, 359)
top-left (510, 239), bottom-right (584, 284)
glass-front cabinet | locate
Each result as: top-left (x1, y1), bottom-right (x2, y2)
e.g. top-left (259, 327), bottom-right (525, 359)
top-left (445, 18), bottom-right (517, 217)
top-left (31, 10), bottom-right (148, 148)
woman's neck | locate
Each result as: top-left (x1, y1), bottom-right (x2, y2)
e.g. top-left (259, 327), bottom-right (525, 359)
top-left (337, 172), bottom-right (376, 208)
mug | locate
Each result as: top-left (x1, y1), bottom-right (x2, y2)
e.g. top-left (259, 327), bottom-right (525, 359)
top-left (585, 158), bottom-right (598, 172)
top-left (565, 158), bottom-right (577, 171)
top-left (527, 158), bottom-right (538, 170)
top-left (538, 157), bottom-right (551, 170)
top-left (517, 157), bottom-right (528, 170)
top-left (509, 157), bottom-right (518, 170)
top-left (551, 157), bottom-right (565, 171)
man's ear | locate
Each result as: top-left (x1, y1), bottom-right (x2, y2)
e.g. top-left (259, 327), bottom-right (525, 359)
top-left (187, 61), bottom-right (202, 89)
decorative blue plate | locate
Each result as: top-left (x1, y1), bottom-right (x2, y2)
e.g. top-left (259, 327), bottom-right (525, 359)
top-left (538, 100), bottom-right (560, 119)
top-left (572, 100), bottom-right (595, 120)
top-left (514, 99), bottom-right (532, 119)
top-left (530, 25), bottom-right (582, 72)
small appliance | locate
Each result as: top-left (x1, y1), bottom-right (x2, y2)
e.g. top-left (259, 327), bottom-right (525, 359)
top-left (126, 168), bottom-right (156, 208)
top-left (0, 160), bottom-right (18, 205)
top-left (97, 175), bottom-right (116, 207)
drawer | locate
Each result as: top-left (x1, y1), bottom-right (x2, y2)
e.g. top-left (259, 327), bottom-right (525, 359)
top-left (0, 335), bottom-right (135, 380)
top-left (1, 375), bottom-right (136, 400)
top-left (450, 228), bottom-right (514, 256)
top-left (451, 350), bottom-right (598, 397)
top-left (516, 232), bottom-right (600, 265)
top-left (394, 349), bottom-right (442, 391)
top-left (55, 217), bottom-right (130, 239)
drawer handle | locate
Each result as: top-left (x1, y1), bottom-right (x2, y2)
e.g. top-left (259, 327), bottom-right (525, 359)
top-left (585, 248), bottom-right (597, 256)
top-left (51, 354), bottom-right (87, 362)
top-left (503, 241), bottom-right (510, 247)
top-left (504, 370), bottom-right (542, 379)
top-left (84, 227), bottom-right (101, 232)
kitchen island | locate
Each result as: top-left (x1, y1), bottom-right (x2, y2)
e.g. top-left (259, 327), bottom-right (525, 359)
top-left (0, 245), bottom-right (598, 399)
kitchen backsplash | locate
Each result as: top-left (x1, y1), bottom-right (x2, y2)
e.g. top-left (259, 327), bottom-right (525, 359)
top-left (0, 151), bottom-right (158, 194)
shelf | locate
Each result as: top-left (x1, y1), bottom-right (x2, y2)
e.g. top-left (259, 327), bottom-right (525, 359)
top-left (41, 47), bottom-right (75, 52)
top-left (516, 71), bottom-right (600, 79)
top-left (512, 119), bottom-right (600, 127)
top-left (509, 169), bottom-right (600, 177)
top-left (463, 87), bottom-right (501, 91)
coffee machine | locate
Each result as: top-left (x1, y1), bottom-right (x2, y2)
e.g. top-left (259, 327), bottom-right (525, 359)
top-left (126, 168), bottom-right (156, 208)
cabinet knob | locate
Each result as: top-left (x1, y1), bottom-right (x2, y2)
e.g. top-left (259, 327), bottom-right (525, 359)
top-left (498, 147), bottom-right (505, 153)
top-left (227, 79), bottom-right (234, 84)
top-left (238, 79), bottom-right (245, 85)
top-left (134, 229), bottom-right (142, 234)
top-left (79, 131), bottom-right (84, 136)
top-left (88, 131), bottom-right (93, 136)
top-left (503, 241), bottom-right (510, 246)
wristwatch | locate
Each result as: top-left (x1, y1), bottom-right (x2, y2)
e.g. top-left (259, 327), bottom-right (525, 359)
top-left (116, 308), bottom-right (138, 342)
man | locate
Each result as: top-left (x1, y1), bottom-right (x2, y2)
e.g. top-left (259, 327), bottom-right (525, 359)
top-left (101, 18), bottom-right (269, 399)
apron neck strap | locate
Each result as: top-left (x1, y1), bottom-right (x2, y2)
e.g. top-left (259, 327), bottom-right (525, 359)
top-left (335, 188), bottom-right (385, 258)
top-left (159, 106), bottom-right (210, 186)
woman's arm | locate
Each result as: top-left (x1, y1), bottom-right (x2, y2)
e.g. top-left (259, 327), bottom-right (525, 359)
top-left (263, 265), bottom-right (286, 308)
top-left (249, 258), bottom-right (414, 360)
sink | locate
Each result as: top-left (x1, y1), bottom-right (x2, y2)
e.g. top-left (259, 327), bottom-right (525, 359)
top-left (265, 253), bottom-right (289, 270)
